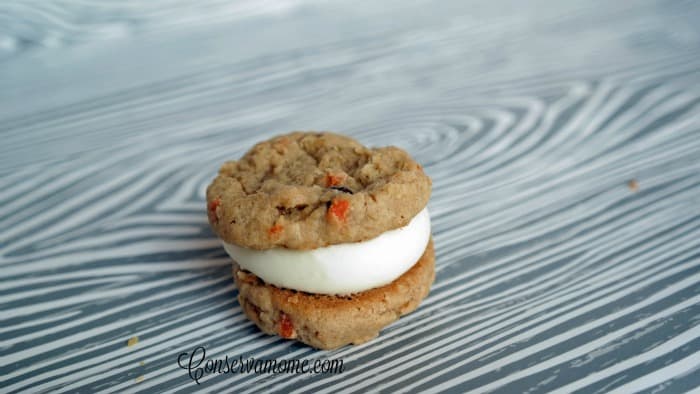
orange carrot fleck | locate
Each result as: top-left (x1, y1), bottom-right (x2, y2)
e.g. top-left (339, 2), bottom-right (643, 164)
top-left (324, 173), bottom-right (346, 187)
top-left (279, 312), bottom-right (294, 338)
top-left (327, 198), bottom-right (350, 222)
top-left (208, 198), bottom-right (221, 223)
top-left (268, 224), bottom-right (284, 236)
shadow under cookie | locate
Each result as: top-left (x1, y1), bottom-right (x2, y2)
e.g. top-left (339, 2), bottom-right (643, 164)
top-left (233, 239), bottom-right (435, 349)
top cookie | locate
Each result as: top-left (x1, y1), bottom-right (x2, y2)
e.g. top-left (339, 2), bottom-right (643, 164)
top-left (206, 132), bottom-right (431, 250)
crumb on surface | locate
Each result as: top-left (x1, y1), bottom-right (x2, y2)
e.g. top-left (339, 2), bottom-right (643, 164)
top-left (139, 361), bottom-right (145, 366)
top-left (628, 179), bottom-right (639, 192)
top-left (127, 336), bottom-right (139, 347)
top-left (135, 375), bottom-right (145, 383)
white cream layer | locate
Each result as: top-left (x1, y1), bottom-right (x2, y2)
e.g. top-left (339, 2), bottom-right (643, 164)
top-left (223, 207), bottom-right (431, 295)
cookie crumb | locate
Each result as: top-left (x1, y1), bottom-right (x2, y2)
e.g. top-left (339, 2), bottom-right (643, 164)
top-left (135, 375), bottom-right (145, 383)
top-left (139, 361), bottom-right (145, 366)
top-left (628, 179), bottom-right (639, 192)
top-left (127, 336), bottom-right (139, 347)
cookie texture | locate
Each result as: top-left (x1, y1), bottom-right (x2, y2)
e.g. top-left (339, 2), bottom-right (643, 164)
top-left (207, 132), bottom-right (431, 250)
top-left (234, 239), bottom-right (435, 349)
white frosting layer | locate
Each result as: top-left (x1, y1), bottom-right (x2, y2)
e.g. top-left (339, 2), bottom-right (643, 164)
top-left (223, 208), bottom-right (431, 295)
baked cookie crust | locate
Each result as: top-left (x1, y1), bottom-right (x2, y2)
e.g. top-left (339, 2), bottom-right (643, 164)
top-left (233, 239), bottom-right (435, 349)
top-left (207, 132), bottom-right (431, 250)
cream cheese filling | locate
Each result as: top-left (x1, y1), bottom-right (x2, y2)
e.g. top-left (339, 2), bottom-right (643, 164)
top-left (223, 207), bottom-right (431, 295)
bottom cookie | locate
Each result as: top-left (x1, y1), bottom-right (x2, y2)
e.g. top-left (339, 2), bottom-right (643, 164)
top-left (233, 239), bottom-right (435, 349)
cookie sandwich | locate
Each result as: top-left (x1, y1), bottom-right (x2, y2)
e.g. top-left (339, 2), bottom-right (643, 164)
top-left (206, 132), bottom-right (433, 349)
